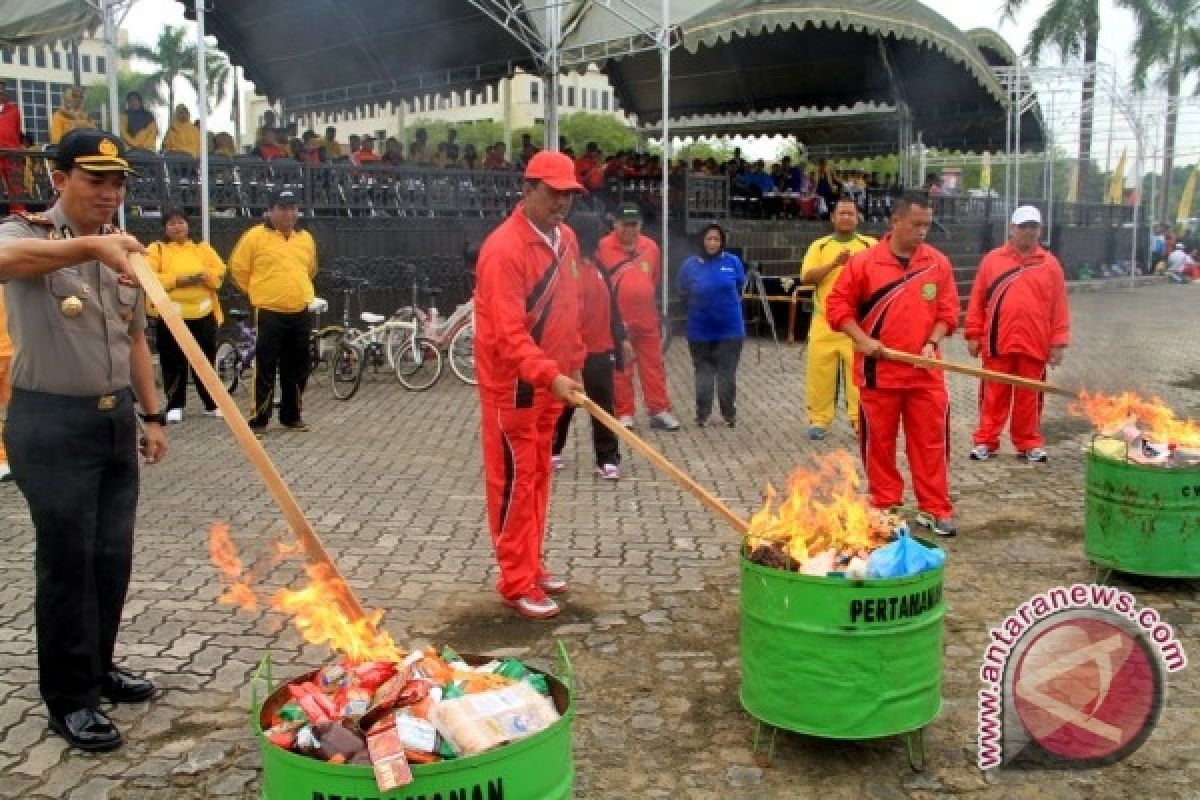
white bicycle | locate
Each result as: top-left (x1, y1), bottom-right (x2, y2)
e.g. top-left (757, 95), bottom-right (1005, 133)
top-left (394, 276), bottom-right (476, 386)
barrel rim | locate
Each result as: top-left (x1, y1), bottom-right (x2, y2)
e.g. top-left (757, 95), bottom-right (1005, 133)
top-left (739, 538), bottom-right (945, 588)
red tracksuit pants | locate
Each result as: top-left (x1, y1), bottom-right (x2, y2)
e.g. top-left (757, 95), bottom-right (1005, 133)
top-left (614, 325), bottom-right (671, 417)
top-left (480, 396), bottom-right (562, 601)
top-left (973, 353), bottom-right (1046, 451)
top-left (858, 385), bottom-right (953, 518)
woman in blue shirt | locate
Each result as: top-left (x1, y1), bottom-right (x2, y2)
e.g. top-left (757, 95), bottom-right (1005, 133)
top-left (677, 223), bottom-right (746, 427)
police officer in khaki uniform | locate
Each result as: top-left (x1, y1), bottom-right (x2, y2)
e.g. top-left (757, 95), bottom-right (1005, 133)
top-left (0, 129), bottom-right (166, 752)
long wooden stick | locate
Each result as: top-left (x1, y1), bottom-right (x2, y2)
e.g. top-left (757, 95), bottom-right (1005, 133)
top-left (880, 347), bottom-right (1076, 398)
top-left (130, 253), bottom-right (369, 624)
top-left (574, 393), bottom-right (750, 534)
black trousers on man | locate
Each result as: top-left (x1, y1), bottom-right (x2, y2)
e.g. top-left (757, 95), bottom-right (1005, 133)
top-left (688, 337), bottom-right (743, 424)
top-left (250, 309), bottom-right (310, 428)
top-left (3, 388), bottom-right (138, 716)
top-left (552, 351), bottom-right (619, 467)
top-left (155, 314), bottom-right (218, 413)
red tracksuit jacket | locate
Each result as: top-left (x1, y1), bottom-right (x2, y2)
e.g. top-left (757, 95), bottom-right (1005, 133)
top-left (475, 204), bottom-right (585, 407)
top-left (963, 242), bottom-right (1069, 361)
top-left (578, 256), bottom-right (625, 355)
top-left (826, 235), bottom-right (960, 389)
top-left (595, 232), bottom-right (662, 334)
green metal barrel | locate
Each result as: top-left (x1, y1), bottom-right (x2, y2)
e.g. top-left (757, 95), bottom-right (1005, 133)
top-left (739, 552), bottom-right (945, 739)
top-left (254, 655), bottom-right (574, 800)
top-left (1084, 449), bottom-right (1200, 577)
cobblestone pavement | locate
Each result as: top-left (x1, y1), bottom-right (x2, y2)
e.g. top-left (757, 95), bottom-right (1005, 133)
top-left (1, 283), bottom-right (1198, 799)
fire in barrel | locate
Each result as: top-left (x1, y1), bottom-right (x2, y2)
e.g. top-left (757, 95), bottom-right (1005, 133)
top-left (1072, 391), bottom-right (1200, 578)
top-left (739, 452), bottom-right (946, 742)
top-left (210, 525), bottom-right (574, 799)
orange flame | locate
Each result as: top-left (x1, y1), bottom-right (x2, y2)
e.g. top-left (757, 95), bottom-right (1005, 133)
top-left (207, 523), bottom-right (405, 664)
top-left (210, 522), bottom-right (259, 611)
top-left (1071, 390), bottom-right (1200, 447)
top-left (747, 451), bottom-right (887, 561)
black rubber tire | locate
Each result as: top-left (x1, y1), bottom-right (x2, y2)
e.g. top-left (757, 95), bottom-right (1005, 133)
top-left (214, 338), bottom-right (240, 393)
top-left (330, 341), bottom-right (364, 400)
top-left (395, 337), bottom-right (443, 391)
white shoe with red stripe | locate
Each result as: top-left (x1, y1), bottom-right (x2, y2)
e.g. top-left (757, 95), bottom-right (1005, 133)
top-left (505, 588), bottom-right (560, 619)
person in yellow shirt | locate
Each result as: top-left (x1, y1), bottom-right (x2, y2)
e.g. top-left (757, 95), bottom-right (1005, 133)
top-left (321, 126), bottom-right (342, 160)
top-left (146, 209), bottom-right (228, 422)
top-left (0, 284), bottom-right (12, 481)
top-left (161, 104), bottom-right (201, 157)
top-left (800, 197), bottom-right (876, 439)
top-left (120, 91), bottom-right (158, 151)
top-left (229, 188), bottom-right (318, 433)
top-left (212, 131), bottom-right (237, 157)
top-left (49, 87), bottom-right (95, 144)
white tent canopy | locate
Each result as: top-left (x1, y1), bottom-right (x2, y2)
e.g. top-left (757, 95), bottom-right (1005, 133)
top-left (0, 0), bottom-right (101, 47)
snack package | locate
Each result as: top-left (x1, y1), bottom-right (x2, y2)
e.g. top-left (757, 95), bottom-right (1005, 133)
top-left (367, 721), bottom-right (413, 791)
top-left (865, 533), bottom-right (945, 579)
top-left (430, 682), bottom-right (560, 756)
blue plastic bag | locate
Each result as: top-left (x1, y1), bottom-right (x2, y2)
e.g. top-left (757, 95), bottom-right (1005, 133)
top-left (865, 533), bottom-right (945, 579)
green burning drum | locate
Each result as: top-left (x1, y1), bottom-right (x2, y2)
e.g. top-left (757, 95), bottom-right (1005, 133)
top-left (1084, 449), bottom-right (1200, 578)
top-left (739, 551), bottom-right (945, 741)
top-left (253, 651), bottom-right (574, 800)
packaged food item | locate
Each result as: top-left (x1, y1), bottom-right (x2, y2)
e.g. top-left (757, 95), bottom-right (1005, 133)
top-left (431, 682), bottom-right (560, 756)
top-left (367, 720), bottom-right (413, 791)
top-left (314, 720), bottom-right (367, 762)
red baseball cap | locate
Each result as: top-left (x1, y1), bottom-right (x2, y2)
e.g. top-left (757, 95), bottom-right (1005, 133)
top-left (524, 150), bottom-right (585, 192)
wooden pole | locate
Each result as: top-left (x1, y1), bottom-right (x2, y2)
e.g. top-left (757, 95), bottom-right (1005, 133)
top-left (574, 393), bottom-right (750, 534)
top-left (880, 347), bottom-right (1076, 398)
top-left (130, 254), bottom-right (370, 624)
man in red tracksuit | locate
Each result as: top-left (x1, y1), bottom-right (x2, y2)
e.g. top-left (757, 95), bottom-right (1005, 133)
top-left (826, 191), bottom-right (961, 537)
top-left (475, 150), bottom-right (585, 619)
top-left (964, 205), bottom-right (1069, 464)
top-left (595, 203), bottom-right (680, 431)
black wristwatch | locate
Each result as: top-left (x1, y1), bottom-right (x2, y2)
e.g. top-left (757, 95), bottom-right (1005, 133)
top-left (139, 411), bottom-right (167, 426)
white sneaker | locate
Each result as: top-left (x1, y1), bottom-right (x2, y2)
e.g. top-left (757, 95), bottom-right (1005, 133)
top-left (0, 463), bottom-right (11, 482)
top-left (649, 411), bottom-right (680, 431)
top-left (203, 408), bottom-right (223, 418)
top-left (597, 463), bottom-right (621, 480)
top-left (618, 415), bottom-right (636, 430)
top-left (504, 590), bottom-right (560, 619)
top-left (165, 409), bottom-right (184, 424)
top-left (969, 444), bottom-right (993, 461)
top-left (551, 454), bottom-right (566, 471)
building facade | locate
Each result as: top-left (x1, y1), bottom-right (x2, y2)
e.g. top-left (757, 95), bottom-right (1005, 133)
top-left (0, 32), bottom-right (129, 145)
top-left (244, 65), bottom-right (631, 151)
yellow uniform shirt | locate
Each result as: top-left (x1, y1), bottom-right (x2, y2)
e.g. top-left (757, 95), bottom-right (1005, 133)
top-left (162, 122), bottom-right (201, 157)
top-left (146, 239), bottom-right (228, 323)
top-left (322, 138), bottom-right (342, 158)
top-left (800, 232), bottom-right (876, 318)
top-left (50, 111), bottom-right (95, 144)
top-left (121, 116), bottom-right (159, 151)
top-left (229, 224), bottom-right (317, 313)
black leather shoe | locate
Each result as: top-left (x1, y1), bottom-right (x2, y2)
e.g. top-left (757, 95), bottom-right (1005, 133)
top-left (48, 707), bottom-right (123, 752)
top-left (101, 668), bottom-right (156, 703)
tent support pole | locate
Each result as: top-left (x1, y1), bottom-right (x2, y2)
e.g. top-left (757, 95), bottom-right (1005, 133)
top-left (660, 0), bottom-right (670, 322)
top-left (196, 0), bottom-right (211, 243)
top-left (103, 0), bottom-right (124, 228)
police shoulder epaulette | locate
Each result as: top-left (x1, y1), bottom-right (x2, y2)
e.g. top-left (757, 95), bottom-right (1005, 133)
top-left (6, 211), bottom-right (56, 227)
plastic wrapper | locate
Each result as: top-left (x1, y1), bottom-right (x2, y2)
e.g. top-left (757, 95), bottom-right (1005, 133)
top-left (865, 534), bottom-right (945, 579)
top-left (799, 549), bottom-right (836, 577)
top-left (430, 682), bottom-right (560, 756)
top-left (366, 722), bottom-right (413, 791)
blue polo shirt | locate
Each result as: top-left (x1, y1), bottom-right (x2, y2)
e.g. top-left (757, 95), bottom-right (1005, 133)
top-left (677, 251), bottom-right (746, 341)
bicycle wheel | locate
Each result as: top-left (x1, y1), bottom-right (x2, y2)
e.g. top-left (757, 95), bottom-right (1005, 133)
top-left (330, 341), bottom-right (365, 400)
top-left (394, 337), bottom-right (443, 391)
top-left (214, 337), bottom-right (241, 392)
top-left (381, 325), bottom-right (413, 369)
top-left (448, 322), bottom-right (477, 385)
top-left (308, 327), bottom-right (344, 384)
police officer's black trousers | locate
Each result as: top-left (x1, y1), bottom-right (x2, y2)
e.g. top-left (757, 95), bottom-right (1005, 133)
top-left (251, 309), bottom-right (310, 427)
top-left (552, 352), bottom-right (620, 467)
top-left (3, 388), bottom-right (138, 716)
top-left (156, 314), bottom-right (218, 413)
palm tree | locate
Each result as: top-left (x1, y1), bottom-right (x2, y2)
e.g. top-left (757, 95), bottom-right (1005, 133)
top-left (1001, 0), bottom-right (1101, 203)
top-left (1113, 0), bottom-right (1200, 225)
top-left (121, 25), bottom-right (192, 116)
top-left (184, 50), bottom-right (231, 116)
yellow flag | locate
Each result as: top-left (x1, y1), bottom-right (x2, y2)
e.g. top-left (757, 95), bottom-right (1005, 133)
top-left (980, 152), bottom-right (991, 190)
top-left (1176, 166), bottom-right (1197, 227)
top-left (1106, 150), bottom-right (1127, 205)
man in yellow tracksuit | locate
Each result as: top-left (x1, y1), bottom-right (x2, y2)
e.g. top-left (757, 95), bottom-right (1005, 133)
top-left (229, 188), bottom-right (317, 432)
top-left (800, 197), bottom-right (875, 439)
